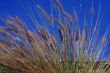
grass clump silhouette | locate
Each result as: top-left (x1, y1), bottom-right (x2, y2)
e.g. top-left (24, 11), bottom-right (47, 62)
top-left (0, 0), bottom-right (110, 73)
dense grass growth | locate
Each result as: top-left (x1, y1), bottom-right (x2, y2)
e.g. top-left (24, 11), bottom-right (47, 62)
top-left (0, 0), bottom-right (110, 73)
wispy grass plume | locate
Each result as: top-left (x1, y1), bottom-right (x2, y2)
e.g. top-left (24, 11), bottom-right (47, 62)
top-left (0, 0), bottom-right (110, 73)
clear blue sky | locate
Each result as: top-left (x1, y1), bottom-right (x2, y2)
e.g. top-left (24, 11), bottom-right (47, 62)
top-left (0, 0), bottom-right (110, 59)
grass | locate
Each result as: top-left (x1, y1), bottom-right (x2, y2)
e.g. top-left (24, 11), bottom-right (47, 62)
top-left (0, 0), bottom-right (110, 73)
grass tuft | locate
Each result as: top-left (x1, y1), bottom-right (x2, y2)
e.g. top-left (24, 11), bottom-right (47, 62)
top-left (0, 0), bottom-right (110, 73)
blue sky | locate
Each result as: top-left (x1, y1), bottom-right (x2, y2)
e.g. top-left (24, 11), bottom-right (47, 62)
top-left (0, 0), bottom-right (110, 59)
top-left (0, 0), bottom-right (110, 27)
top-left (0, 0), bottom-right (110, 25)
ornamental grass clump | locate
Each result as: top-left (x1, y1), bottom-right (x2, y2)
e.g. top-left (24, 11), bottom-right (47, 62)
top-left (0, 0), bottom-right (110, 73)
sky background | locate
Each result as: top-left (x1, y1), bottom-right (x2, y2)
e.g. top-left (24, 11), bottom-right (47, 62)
top-left (0, 0), bottom-right (110, 59)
